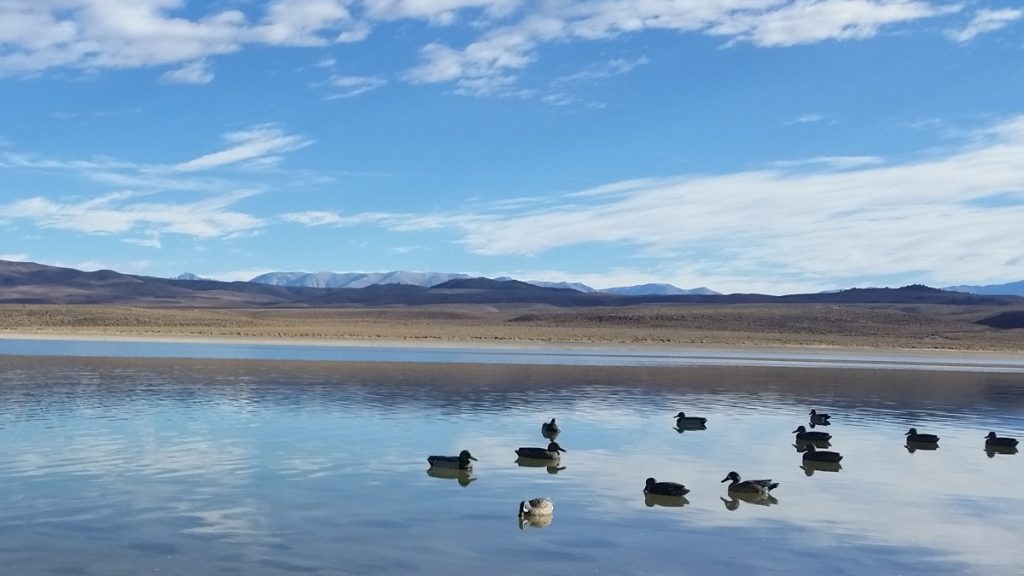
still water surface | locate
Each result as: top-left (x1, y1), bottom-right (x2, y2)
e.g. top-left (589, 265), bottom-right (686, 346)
top-left (1, 353), bottom-right (1023, 575)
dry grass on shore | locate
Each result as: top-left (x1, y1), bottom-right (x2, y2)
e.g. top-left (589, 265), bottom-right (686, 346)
top-left (0, 303), bottom-right (1021, 352)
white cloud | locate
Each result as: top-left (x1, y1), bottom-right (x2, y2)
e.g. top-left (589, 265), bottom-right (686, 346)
top-left (362, 0), bottom-right (521, 24)
top-left (1, 191), bottom-right (264, 239)
top-left (294, 116), bottom-right (1024, 293)
top-left (160, 59), bottom-right (214, 84)
top-left (173, 125), bottom-right (312, 172)
top-left (946, 8), bottom-right (1023, 42)
top-left (326, 74), bottom-right (387, 98)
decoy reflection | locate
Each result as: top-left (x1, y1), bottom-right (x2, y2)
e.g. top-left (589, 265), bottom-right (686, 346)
top-left (985, 445), bottom-right (1019, 458)
top-left (674, 423), bottom-right (707, 433)
top-left (905, 441), bottom-right (939, 454)
top-left (425, 467), bottom-right (475, 487)
top-left (793, 439), bottom-right (832, 452)
top-left (515, 456), bottom-right (565, 474)
top-left (801, 461), bottom-right (843, 476)
top-left (645, 493), bottom-right (690, 508)
top-left (721, 492), bottom-right (779, 511)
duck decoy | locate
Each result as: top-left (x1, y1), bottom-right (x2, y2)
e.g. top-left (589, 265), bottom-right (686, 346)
top-left (801, 443), bottom-right (843, 463)
top-left (721, 471), bottom-right (778, 494)
top-left (515, 441), bottom-right (566, 460)
top-left (425, 467), bottom-right (475, 486)
top-left (541, 418), bottom-right (560, 438)
top-left (905, 428), bottom-right (939, 443)
top-left (793, 425), bottom-right (832, 442)
top-left (675, 412), bottom-right (708, 429)
top-left (427, 449), bottom-right (477, 470)
top-left (644, 477), bottom-right (690, 497)
top-left (518, 498), bottom-right (554, 529)
top-left (809, 409), bottom-right (831, 424)
top-left (985, 432), bottom-right (1019, 448)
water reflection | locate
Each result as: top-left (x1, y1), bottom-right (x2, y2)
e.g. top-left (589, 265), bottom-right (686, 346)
top-left (985, 446), bottom-right (1018, 458)
top-left (0, 355), bottom-right (1023, 575)
top-left (425, 468), bottom-right (476, 487)
top-left (645, 494), bottom-right (690, 508)
top-left (801, 461), bottom-right (843, 475)
top-left (514, 457), bottom-right (565, 474)
top-left (906, 441), bottom-right (940, 454)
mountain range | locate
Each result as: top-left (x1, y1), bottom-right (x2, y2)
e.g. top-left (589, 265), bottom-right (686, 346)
top-left (1, 259), bottom-right (1021, 309)
top-left (247, 270), bottom-right (719, 295)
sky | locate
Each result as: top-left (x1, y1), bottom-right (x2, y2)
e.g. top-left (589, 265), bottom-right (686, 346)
top-left (1, 0), bottom-right (1023, 295)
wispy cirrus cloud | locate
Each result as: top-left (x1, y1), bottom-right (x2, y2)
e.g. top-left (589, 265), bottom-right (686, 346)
top-left (326, 74), bottom-right (388, 98)
top-left (946, 8), bottom-right (1023, 42)
top-left (160, 60), bottom-right (215, 85)
top-left (173, 125), bottom-right (312, 172)
top-left (282, 116), bottom-right (1024, 293)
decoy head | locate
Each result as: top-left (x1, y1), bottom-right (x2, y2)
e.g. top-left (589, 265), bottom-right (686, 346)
top-left (721, 471), bottom-right (740, 483)
top-left (547, 441), bottom-right (566, 453)
top-left (985, 431), bottom-right (997, 439)
top-left (809, 409), bottom-right (817, 416)
top-left (905, 428), bottom-right (918, 436)
top-left (518, 500), bottom-right (528, 517)
top-left (675, 411), bottom-right (686, 418)
top-left (793, 425), bottom-right (807, 433)
top-left (645, 477), bottom-right (657, 490)
top-left (459, 450), bottom-right (478, 462)
top-left (549, 418), bottom-right (557, 425)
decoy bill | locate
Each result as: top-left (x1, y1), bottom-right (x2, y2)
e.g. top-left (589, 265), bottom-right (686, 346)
top-left (644, 477), bottom-right (690, 497)
top-left (793, 425), bottom-right (832, 442)
top-left (721, 471), bottom-right (779, 494)
top-left (427, 449), bottom-right (478, 470)
top-left (515, 441), bottom-right (566, 460)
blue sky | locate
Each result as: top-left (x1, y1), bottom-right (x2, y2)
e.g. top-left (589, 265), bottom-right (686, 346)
top-left (1, 0), bottom-right (1023, 294)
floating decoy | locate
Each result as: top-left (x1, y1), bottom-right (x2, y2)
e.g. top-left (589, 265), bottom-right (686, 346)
top-left (905, 428), bottom-right (939, 443)
top-left (425, 467), bottom-right (475, 486)
top-left (985, 432), bottom-right (1019, 448)
top-left (801, 443), bottom-right (843, 463)
top-left (518, 498), bottom-right (554, 529)
top-left (793, 425), bottom-right (832, 442)
top-left (644, 477), bottom-right (690, 497)
top-left (675, 412), bottom-right (708, 428)
top-left (541, 418), bottom-right (560, 438)
top-left (518, 497), bottom-right (553, 518)
top-left (721, 471), bottom-right (778, 494)
top-left (515, 441), bottom-right (566, 460)
top-left (809, 409), bottom-right (831, 424)
top-left (427, 449), bottom-right (477, 470)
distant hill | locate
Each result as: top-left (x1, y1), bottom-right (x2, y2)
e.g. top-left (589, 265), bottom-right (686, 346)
top-left (2, 260), bottom-right (1021, 308)
top-left (945, 280), bottom-right (1024, 297)
top-left (602, 283), bottom-right (719, 296)
top-left (173, 273), bottom-right (207, 281)
top-left (251, 271), bottom-right (469, 289)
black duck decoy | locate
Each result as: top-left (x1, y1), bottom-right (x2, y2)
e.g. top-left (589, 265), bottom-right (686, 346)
top-left (793, 425), bottom-right (832, 442)
top-left (515, 441), bottom-right (566, 460)
top-left (675, 412), bottom-right (708, 428)
top-left (985, 432), bottom-right (1019, 448)
top-left (905, 428), bottom-right (939, 443)
top-left (644, 477), bottom-right (690, 497)
top-left (809, 409), bottom-right (832, 424)
top-left (801, 443), bottom-right (843, 463)
top-left (427, 449), bottom-right (477, 470)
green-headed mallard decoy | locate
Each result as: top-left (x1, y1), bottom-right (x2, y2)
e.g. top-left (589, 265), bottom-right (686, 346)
top-left (721, 471), bottom-right (778, 494)
top-left (793, 425), bottom-right (831, 442)
top-left (541, 418), bottom-right (560, 438)
top-left (985, 432), bottom-right (1019, 448)
top-left (427, 449), bottom-right (477, 470)
top-left (809, 409), bottom-right (831, 424)
top-left (905, 428), bottom-right (939, 443)
top-left (801, 443), bottom-right (843, 463)
top-left (515, 441), bottom-right (565, 460)
top-left (644, 477), bottom-right (690, 497)
top-left (675, 412), bottom-right (708, 428)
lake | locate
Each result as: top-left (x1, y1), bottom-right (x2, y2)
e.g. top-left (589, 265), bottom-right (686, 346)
top-left (1, 343), bottom-right (1023, 575)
